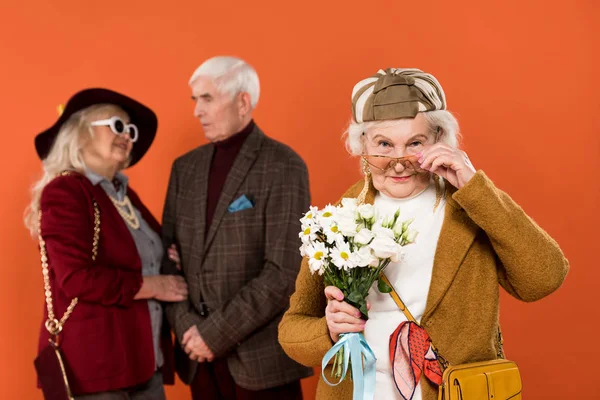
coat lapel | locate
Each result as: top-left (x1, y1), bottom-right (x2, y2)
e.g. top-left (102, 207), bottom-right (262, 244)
top-left (190, 145), bottom-right (214, 265)
top-left (422, 190), bottom-right (478, 323)
top-left (203, 127), bottom-right (264, 258)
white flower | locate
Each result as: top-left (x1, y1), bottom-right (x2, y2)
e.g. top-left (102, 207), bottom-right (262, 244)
top-left (380, 215), bottom-right (393, 229)
top-left (351, 246), bottom-right (378, 267)
top-left (299, 225), bottom-right (318, 246)
top-left (402, 218), bottom-right (415, 231)
top-left (299, 244), bottom-right (308, 257)
top-left (334, 205), bottom-right (359, 237)
top-left (357, 204), bottom-right (375, 220)
top-left (405, 229), bottom-right (418, 244)
top-left (354, 228), bottom-right (374, 245)
top-left (392, 217), bottom-right (404, 236)
top-left (306, 242), bottom-right (329, 275)
top-left (341, 197), bottom-right (358, 210)
top-left (300, 206), bottom-right (319, 227)
top-left (317, 204), bottom-right (337, 226)
top-left (372, 225), bottom-right (395, 239)
top-left (324, 223), bottom-right (343, 244)
top-left (370, 234), bottom-right (403, 262)
top-left (330, 241), bottom-right (355, 270)
top-left (338, 219), bottom-right (359, 237)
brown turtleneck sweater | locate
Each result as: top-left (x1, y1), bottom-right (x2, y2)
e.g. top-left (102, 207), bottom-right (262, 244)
top-left (205, 120), bottom-right (255, 235)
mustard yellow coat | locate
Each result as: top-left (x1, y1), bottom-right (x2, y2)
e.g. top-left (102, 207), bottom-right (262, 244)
top-left (278, 171), bottom-right (568, 400)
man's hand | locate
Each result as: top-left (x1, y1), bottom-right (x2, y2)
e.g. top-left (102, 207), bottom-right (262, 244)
top-left (182, 325), bottom-right (215, 362)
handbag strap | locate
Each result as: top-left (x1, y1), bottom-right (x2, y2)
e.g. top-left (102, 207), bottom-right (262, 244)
top-left (38, 172), bottom-right (101, 338)
top-left (381, 273), bottom-right (450, 368)
top-left (381, 273), bottom-right (418, 323)
top-left (381, 273), bottom-right (505, 366)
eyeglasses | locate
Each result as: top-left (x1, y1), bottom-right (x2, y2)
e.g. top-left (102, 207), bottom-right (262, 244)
top-left (362, 154), bottom-right (424, 173)
top-left (90, 116), bottom-right (139, 143)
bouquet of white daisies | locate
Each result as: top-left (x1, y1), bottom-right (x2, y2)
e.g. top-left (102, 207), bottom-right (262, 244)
top-left (299, 197), bottom-right (418, 398)
top-left (299, 198), bottom-right (417, 319)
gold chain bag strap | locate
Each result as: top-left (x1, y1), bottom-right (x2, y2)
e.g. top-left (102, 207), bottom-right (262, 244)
top-left (381, 274), bottom-right (523, 400)
top-left (34, 180), bottom-right (100, 400)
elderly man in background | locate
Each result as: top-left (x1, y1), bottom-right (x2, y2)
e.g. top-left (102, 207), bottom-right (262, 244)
top-left (162, 56), bottom-right (313, 400)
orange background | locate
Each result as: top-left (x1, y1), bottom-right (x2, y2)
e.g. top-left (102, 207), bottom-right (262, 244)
top-left (1, 1), bottom-right (598, 399)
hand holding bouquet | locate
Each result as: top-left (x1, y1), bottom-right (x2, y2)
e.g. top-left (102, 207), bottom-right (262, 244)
top-left (298, 198), bottom-right (417, 400)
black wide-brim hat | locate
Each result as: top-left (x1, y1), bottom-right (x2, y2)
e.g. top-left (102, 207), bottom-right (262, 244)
top-left (34, 88), bottom-right (158, 168)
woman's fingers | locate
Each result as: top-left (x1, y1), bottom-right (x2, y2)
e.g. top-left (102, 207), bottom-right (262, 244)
top-left (168, 244), bottom-right (182, 270)
top-left (169, 276), bottom-right (188, 292)
top-left (329, 323), bottom-right (365, 335)
top-left (329, 309), bottom-right (364, 325)
top-left (327, 299), bottom-right (361, 318)
top-left (324, 286), bottom-right (344, 301)
top-left (324, 286), bottom-right (367, 342)
top-left (428, 154), bottom-right (454, 174)
top-left (419, 149), bottom-right (452, 170)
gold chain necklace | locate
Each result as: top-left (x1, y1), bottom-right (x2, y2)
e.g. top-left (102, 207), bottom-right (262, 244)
top-left (108, 195), bottom-right (140, 230)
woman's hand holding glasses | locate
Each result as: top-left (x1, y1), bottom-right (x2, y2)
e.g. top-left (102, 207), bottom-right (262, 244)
top-left (417, 143), bottom-right (476, 189)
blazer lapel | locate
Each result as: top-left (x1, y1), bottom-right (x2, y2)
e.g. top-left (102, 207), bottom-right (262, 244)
top-left (203, 127), bottom-right (264, 257)
top-left (190, 145), bottom-right (214, 265)
top-left (422, 190), bottom-right (478, 323)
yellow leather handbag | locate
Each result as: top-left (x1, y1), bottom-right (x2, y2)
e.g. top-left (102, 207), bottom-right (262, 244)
top-left (381, 274), bottom-right (523, 400)
top-left (438, 359), bottom-right (522, 400)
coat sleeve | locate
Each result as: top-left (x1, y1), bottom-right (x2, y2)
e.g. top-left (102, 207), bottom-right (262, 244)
top-left (40, 176), bottom-right (142, 307)
top-left (278, 179), bottom-right (366, 366)
top-left (452, 170), bottom-right (569, 302)
top-left (161, 160), bottom-right (204, 340)
top-left (197, 155), bottom-right (312, 357)
top-left (278, 256), bottom-right (335, 367)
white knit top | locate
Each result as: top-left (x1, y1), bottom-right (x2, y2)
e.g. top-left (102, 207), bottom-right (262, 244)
top-left (364, 180), bottom-right (446, 400)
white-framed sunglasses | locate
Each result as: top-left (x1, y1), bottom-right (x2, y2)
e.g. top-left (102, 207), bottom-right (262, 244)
top-left (90, 116), bottom-right (139, 143)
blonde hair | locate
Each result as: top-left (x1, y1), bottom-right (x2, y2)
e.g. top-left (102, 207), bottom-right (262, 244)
top-left (24, 104), bottom-right (127, 236)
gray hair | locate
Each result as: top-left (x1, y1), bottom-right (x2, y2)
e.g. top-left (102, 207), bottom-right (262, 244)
top-left (344, 110), bottom-right (461, 156)
top-left (188, 56), bottom-right (260, 109)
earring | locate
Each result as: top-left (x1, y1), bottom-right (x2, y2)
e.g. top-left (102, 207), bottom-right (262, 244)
top-left (433, 174), bottom-right (444, 212)
top-left (357, 158), bottom-right (371, 205)
top-left (361, 157), bottom-right (371, 176)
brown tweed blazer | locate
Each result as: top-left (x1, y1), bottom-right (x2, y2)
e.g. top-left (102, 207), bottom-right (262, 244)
top-left (162, 125), bottom-right (313, 390)
top-left (278, 171), bottom-right (569, 400)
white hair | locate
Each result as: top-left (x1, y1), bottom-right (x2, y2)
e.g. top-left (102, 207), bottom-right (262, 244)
top-left (24, 104), bottom-right (127, 237)
top-left (344, 110), bottom-right (461, 156)
top-left (188, 56), bottom-right (260, 109)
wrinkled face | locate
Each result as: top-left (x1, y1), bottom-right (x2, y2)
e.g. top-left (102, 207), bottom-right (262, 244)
top-left (81, 107), bottom-right (133, 171)
top-left (190, 76), bottom-right (245, 142)
top-left (363, 113), bottom-right (435, 199)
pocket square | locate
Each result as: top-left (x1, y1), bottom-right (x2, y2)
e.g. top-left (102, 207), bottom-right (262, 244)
top-left (228, 194), bottom-right (254, 213)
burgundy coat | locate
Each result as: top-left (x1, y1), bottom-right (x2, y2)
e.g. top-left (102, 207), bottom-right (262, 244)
top-left (37, 172), bottom-right (174, 395)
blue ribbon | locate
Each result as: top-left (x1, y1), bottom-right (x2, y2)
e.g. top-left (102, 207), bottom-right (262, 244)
top-left (321, 332), bottom-right (376, 400)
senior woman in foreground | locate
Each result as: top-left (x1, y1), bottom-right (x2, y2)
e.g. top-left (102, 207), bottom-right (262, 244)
top-left (278, 68), bottom-right (569, 400)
